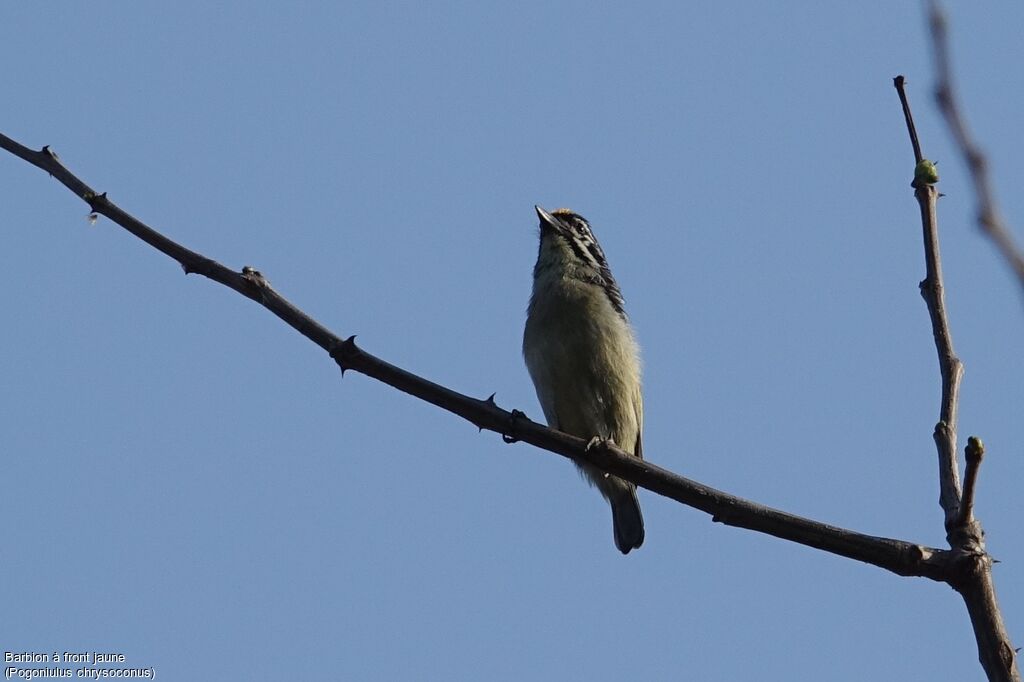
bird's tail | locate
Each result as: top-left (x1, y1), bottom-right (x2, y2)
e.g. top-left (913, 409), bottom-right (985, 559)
top-left (610, 485), bottom-right (644, 554)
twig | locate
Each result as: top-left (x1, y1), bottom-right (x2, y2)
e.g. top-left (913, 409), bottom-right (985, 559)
top-left (893, 76), bottom-right (964, 528)
top-left (894, 75), bottom-right (923, 163)
top-left (929, 0), bottom-right (1024, 295)
top-left (958, 436), bottom-right (984, 527)
top-left (0, 130), bottom-right (954, 581)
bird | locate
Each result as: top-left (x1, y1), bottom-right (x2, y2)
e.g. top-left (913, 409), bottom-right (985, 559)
top-left (523, 205), bottom-right (645, 554)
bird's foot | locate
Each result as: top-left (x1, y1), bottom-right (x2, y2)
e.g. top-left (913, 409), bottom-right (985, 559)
top-left (502, 409), bottom-right (526, 443)
top-left (585, 437), bottom-right (618, 478)
top-left (585, 436), bottom-right (617, 452)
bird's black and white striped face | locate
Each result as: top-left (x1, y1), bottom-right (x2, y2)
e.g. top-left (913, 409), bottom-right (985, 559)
top-left (534, 205), bottom-right (627, 317)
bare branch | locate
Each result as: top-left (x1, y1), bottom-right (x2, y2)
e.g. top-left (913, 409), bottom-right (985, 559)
top-left (892, 76), bottom-right (965, 528)
top-left (893, 75), bottom-right (1020, 682)
top-left (928, 1), bottom-right (1024, 296)
top-left (893, 75), bottom-right (924, 164)
top-left (0, 130), bottom-right (954, 582)
top-left (960, 571), bottom-right (1022, 682)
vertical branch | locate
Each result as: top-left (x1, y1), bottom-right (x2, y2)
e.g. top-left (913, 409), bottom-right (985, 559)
top-left (959, 565), bottom-right (1022, 682)
top-left (893, 76), bottom-right (964, 528)
top-left (917, 182), bottom-right (965, 529)
top-left (894, 74), bottom-right (1020, 682)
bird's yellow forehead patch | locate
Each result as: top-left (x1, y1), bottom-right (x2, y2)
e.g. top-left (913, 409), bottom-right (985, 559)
top-left (551, 208), bottom-right (575, 216)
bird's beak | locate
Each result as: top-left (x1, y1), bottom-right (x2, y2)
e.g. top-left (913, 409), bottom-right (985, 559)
top-left (535, 205), bottom-right (564, 234)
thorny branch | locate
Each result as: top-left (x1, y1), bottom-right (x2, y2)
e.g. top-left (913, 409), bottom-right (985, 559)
top-left (0, 130), bottom-right (954, 581)
top-left (893, 75), bottom-right (1019, 682)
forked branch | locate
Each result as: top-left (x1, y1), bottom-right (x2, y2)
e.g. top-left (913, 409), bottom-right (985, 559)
top-left (893, 75), bottom-right (1019, 682)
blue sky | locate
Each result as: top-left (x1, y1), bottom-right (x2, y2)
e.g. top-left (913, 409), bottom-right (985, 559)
top-left (3, 2), bottom-right (1023, 680)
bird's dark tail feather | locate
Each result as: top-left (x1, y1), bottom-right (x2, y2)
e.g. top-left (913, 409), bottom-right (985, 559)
top-left (611, 486), bottom-right (644, 554)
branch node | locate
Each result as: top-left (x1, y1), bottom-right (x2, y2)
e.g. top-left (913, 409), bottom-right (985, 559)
top-left (910, 544), bottom-right (938, 565)
top-left (241, 265), bottom-right (272, 302)
top-left (241, 265), bottom-right (268, 286)
top-left (914, 158), bottom-right (940, 186)
top-left (472, 393), bottom-right (501, 432)
top-left (81, 190), bottom-right (107, 214)
top-left (330, 335), bottom-right (359, 375)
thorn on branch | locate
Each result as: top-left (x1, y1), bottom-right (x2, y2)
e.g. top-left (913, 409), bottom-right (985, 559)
top-left (38, 145), bottom-right (61, 178)
top-left (330, 335), bottom-right (359, 376)
top-left (478, 393), bottom-right (500, 432)
top-left (470, 394), bottom-right (501, 432)
top-left (82, 191), bottom-right (107, 214)
top-left (710, 512), bottom-right (734, 525)
top-left (80, 191), bottom-right (105, 223)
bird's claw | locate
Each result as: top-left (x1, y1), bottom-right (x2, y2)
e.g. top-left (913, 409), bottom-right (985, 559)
top-left (585, 436), bottom-right (615, 452)
top-left (503, 409), bottom-right (526, 443)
